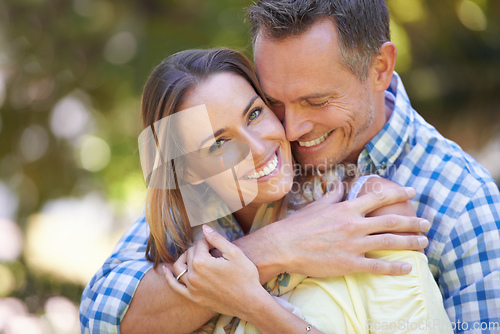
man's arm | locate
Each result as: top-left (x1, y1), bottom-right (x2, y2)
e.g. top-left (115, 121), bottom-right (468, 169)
top-left (80, 216), bottom-right (154, 333)
top-left (92, 187), bottom-right (429, 333)
top-left (79, 215), bottom-right (217, 334)
top-left (233, 185), bottom-right (430, 281)
top-left (120, 264), bottom-right (217, 333)
top-left (438, 182), bottom-right (500, 329)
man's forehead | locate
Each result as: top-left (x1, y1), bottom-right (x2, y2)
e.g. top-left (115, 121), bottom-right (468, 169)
top-left (255, 57), bottom-right (338, 103)
top-left (253, 20), bottom-right (337, 59)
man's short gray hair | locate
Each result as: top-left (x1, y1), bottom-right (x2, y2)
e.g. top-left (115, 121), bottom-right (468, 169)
top-left (247, 0), bottom-right (391, 81)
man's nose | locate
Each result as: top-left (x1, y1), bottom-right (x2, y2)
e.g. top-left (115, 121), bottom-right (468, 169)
top-left (283, 106), bottom-right (314, 142)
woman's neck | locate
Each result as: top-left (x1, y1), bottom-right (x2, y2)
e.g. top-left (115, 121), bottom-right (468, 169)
top-left (232, 203), bottom-right (262, 235)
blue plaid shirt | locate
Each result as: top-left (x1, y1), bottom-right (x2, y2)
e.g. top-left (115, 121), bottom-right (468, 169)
top-left (80, 73), bottom-right (500, 333)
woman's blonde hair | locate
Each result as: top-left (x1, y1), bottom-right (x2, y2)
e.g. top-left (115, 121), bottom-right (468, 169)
top-left (141, 48), bottom-right (271, 267)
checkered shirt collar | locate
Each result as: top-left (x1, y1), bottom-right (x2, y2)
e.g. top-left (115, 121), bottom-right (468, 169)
top-left (358, 72), bottom-right (414, 175)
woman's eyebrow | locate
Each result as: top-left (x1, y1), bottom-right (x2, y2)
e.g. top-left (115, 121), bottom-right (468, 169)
top-left (242, 95), bottom-right (259, 117)
top-left (199, 127), bottom-right (228, 150)
top-left (198, 95), bottom-right (260, 150)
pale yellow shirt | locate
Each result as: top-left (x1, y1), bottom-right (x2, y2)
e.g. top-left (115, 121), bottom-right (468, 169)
top-left (211, 174), bottom-right (452, 334)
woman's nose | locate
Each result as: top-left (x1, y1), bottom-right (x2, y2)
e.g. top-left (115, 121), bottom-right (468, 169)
top-left (239, 129), bottom-right (267, 157)
top-left (247, 136), bottom-right (266, 157)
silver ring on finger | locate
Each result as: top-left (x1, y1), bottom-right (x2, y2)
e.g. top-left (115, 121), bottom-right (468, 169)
top-left (176, 268), bottom-right (188, 281)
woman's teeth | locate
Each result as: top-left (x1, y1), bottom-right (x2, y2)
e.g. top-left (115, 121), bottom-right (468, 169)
top-left (246, 154), bottom-right (278, 179)
top-left (298, 131), bottom-right (332, 147)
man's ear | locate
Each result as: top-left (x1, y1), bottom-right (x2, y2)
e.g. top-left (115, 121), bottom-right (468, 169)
top-left (371, 42), bottom-right (397, 92)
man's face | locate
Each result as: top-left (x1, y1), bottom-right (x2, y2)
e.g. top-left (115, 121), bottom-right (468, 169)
top-left (254, 19), bottom-right (381, 170)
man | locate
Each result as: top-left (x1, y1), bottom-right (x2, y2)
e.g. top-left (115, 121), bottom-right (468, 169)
top-left (248, 0), bottom-right (500, 330)
top-left (80, 1), bottom-right (500, 333)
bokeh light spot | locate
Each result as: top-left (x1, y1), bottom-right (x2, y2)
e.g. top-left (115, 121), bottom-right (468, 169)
top-left (0, 70), bottom-right (7, 110)
top-left (25, 194), bottom-right (124, 285)
top-left (0, 265), bottom-right (15, 297)
top-left (0, 182), bottom-right (18, 221)
top-left (456, 0), bottom-right (487, 31)
top-left (388, 0), bottom-right (427, 23)
top-left (0, 298), bottom-right (29, 332)
top-left (44, 296), bottom-right (79, 333)
top-left (73, 0), bottom-right (94, 17)
top-left (18, 125), bottom-right (49, 163)
top-left (103, 31), bottom-right (137, 65)
top-left (390, 20), bottom-right (412, 73)
top-left (4, 314), bottom-right (45, 334)
top-left (50, 94), bottom-right (92, 140)
top-left (0, 219), bottom-right (22, 262)
top-left (79, 135), bottom-right (111, 172)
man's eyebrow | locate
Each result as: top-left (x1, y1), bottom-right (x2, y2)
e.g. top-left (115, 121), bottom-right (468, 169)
top-left (264, 95), bottom-right (279, 103)
top-left (198, 95), bottom-right (260, 149)
top-left (265, 93), bottom-right (333, 104)
top-left (295, 92), bottom-right (332, 103)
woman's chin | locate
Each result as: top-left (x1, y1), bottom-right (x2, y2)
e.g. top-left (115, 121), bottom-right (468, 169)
top-left (254, 177), bottom-right (293, 204)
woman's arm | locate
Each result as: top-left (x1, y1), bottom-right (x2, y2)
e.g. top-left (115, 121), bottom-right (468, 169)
top-left (164, 225), bottom-right (324, 334)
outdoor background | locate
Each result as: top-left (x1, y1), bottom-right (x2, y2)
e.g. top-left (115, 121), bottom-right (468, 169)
top-left (0, 0), bottom-right (499, 333)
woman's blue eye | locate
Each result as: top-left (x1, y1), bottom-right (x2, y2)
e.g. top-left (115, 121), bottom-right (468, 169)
top-left (209, 139), bottom-right (226, 153)
top-left (248, 107), bottom-right (262, 122)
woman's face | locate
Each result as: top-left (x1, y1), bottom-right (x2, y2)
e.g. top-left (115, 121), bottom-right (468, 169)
top-left (175, 71), bottom-right (294, 208)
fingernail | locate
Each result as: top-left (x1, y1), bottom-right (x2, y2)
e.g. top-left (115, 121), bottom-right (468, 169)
top-left (420, 220), bottom-right (430, 231)
top-left (405, 187), bottom-right (415, 197)
top-left (418, 236), bottom-right (428, 247)
top-left (402, 264), bottom-right (412, 273)
top-left (162, 266), bottom-right (167, 274)
top-left (203, 224), bottom-right (214, 233)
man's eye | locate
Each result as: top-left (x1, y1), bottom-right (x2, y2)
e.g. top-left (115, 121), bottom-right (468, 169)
top-left (248, 107), bottom-right (262, 122)
top-left (310, 100), bottom-right (329, 107)
top-left (209, 139), bottom-right (226, 153)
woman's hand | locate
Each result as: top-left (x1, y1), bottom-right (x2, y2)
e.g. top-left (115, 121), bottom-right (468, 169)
top-left (164, 225), bottom-right (268, 319)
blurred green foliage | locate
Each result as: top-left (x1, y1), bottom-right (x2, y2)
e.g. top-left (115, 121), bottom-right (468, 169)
top-left (0, 0), bottom-right (498, 321)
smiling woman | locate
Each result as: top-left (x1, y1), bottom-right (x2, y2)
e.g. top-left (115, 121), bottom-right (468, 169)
top-left (140, 49), bottom-right (294, 265)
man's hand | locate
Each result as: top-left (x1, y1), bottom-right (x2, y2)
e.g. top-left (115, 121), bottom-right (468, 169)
top-left (234, 186), bottom-right (430, 281)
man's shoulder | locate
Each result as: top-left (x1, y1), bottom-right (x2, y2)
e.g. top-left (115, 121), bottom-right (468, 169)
top-left (389, 109), bottom-right (499, 223)
top-left (409, 112), bottom-right (493, 184)
top-left (109, 215), bottom-right (150, 257)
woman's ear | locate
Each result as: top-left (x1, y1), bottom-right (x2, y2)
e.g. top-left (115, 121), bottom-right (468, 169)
top-left (372, 42), bottom-right (397, 92)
